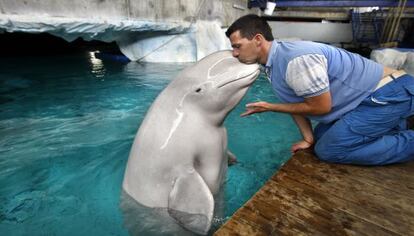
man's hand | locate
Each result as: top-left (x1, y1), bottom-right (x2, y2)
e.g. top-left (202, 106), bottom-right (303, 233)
top-left (291, 140), bottom-right (313, 154)
top-left (240, 101), bottom-right (273, 117)
top-left (240, 92), bottom-right (331, 118)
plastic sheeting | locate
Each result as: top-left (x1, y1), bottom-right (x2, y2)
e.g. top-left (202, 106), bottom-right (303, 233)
top-left (0, 14), bottom-right (230, 62)
top-left (117, 21), bottom-right (231, 62)
top-left (371, 48), bottom-right (414, 75)
top-left (0, 14), bottom-right (190, 42)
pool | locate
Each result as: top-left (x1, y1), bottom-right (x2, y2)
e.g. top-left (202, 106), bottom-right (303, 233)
top-left (0, 52), bottom-right (300, 235)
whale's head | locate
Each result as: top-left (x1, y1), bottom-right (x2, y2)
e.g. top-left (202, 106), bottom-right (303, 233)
top-left (170, 50), bottom-right (260, 124)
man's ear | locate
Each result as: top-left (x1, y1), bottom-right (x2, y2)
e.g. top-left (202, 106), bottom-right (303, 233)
top-left (253, 34), bottom-right (264, 46)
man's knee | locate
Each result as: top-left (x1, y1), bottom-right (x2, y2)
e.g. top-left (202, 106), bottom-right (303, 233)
top-left (315, 141), bottom-right (336, 163)
top-left (314, 119), bottom-right (365, 163)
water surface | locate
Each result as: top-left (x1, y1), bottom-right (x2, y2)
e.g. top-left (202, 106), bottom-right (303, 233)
top-left (0, 52), bottom-right (299, 235)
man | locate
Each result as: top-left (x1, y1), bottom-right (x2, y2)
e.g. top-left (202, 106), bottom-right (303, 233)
top-left (226, 14), bottom-right (414, 165)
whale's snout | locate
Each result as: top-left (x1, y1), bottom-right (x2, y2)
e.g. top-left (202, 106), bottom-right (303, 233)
top-left (238, 63), bottom-right (260, 81)
top-left (215, 63), bottom-right (260, 88)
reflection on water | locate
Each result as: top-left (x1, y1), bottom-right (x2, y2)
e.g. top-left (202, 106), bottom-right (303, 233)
top-left (0, 52), bottom-right (299, 235)
top-left (89, 51), bottom-right (106, 79)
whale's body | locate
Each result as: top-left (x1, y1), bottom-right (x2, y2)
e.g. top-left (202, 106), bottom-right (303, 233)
top-left (122, 50), bottom-right (260, 234)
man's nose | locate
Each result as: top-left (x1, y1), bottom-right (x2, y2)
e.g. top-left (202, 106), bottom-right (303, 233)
top-left (232, 50), bottom-right (239, 58)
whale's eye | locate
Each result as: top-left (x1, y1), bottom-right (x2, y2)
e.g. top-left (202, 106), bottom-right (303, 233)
top-left (195, 88), bottom-right (202, 93)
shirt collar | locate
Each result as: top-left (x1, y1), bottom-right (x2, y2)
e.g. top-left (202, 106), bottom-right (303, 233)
top-left (265, 40), bottom-right (278, 69)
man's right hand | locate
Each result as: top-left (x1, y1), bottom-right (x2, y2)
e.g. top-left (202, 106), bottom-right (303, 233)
top-left (291, 140), bottom-right (313, 154)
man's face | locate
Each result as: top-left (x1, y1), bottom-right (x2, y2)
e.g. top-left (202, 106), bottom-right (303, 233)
top-left (229, 30), bottom-right (260, 64)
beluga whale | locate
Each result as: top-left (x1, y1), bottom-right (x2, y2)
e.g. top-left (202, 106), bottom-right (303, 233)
top-left (122, 50), bottom-right (260, 234)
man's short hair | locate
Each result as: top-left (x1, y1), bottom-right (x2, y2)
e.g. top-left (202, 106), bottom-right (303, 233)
top-left (225, 14), bottom-right (274, 41)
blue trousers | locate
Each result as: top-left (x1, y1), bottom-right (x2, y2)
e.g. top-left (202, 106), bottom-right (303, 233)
top-left (314, 74), bottom-right (414, 165)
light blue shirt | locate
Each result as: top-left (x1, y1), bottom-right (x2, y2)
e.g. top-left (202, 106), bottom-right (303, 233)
top-left (266, 40), bottom-right (384, 123)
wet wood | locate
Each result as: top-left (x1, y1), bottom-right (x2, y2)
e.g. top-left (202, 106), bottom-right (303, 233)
top-left (215, 150), bottom-right (414, 236)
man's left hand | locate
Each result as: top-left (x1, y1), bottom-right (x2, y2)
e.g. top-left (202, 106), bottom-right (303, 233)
top-left (240, 101), bottom-right (272, 117)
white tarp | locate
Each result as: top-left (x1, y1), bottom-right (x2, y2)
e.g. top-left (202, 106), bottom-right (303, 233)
top-left (371, 48), bottom-right (414, 75)
top-left (0, 14), bottom-right (230, 62)
top-left (117, 21), bottom-right (231, 62)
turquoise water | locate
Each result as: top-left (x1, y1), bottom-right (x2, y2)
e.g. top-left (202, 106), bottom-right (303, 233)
top-left (0, 52), bottom-right (300, 235)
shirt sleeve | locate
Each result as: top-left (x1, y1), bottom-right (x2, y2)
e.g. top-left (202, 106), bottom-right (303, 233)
top-left (285, 54), bottom-right (329, 98)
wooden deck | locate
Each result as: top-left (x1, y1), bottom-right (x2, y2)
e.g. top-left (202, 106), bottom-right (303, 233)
top-left (215, 150), bottom-right (414, 236)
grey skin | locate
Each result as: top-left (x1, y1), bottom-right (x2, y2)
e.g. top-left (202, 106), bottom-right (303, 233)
top-left (122, 50), bottom-right (260, 234)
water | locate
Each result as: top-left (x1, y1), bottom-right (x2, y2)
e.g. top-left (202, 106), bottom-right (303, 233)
top-left (0, 52), bottom-right (300, 235)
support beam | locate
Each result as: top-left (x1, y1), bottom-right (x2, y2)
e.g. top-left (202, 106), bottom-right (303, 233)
top-left (249, 0), bottom-right (414, 8)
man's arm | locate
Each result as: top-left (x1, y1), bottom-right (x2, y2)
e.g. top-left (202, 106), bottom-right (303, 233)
top-left (291, 114), bottom-right (314, 153)
top-left (240, 91), bottom-right (332, 116)
top-left (241, 91), bottom-right (331, 153)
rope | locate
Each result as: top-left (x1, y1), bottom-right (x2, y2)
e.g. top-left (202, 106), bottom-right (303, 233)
top-left (136, 0), bottom-right (207, 62)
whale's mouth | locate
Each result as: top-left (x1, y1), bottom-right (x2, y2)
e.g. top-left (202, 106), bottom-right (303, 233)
top-left (216, 70), bottom-right (260, 88)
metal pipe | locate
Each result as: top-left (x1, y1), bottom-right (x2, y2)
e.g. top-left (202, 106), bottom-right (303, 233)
top-left (381, 8), bottom-right (393, 43)
top-left (386, 0), bottom-right (403, 42)
top-left (390, 0), bottom-right (407, 42)
top-left (248, 0), bottom-right (414, 8)
top-left (381, 15), bottom-right (388, 42)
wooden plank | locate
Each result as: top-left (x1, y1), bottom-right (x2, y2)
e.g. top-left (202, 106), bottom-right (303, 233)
top-left (282, 153), bottom-right (414, 211)
top-left (277, 154), bottom-right (414, 235)
top-left (249, 198), bottom-right (329, 236)
top-left (231, 198), bottom-right (327, 236)
top-left (289, 151), bottom-right (414, 198)
top-left (262, 175), bottom-right (399, 236)
top-left (217, 218), bottom-right (268, 236)
top-left (215, 151), bottom-right (414, 236)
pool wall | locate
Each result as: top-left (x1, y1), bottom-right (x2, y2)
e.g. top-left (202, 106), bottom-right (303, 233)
top-left (0, 0), bottom-right (252, 26)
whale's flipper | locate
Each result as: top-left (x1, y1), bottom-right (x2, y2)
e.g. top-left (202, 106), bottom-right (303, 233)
top-left (168, 171), bottom-right (214, 235)
top-left (227, 150), bottom-right (237, 165)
